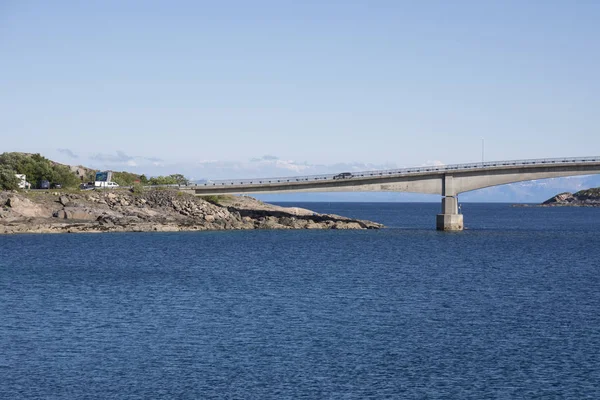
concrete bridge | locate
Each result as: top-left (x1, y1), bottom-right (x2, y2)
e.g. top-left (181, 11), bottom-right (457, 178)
top-left (178, 156), bottom-right (600, 231)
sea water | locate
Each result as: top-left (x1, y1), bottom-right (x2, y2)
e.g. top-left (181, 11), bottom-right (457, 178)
top-left (1, 203), bottom-right (599, 398)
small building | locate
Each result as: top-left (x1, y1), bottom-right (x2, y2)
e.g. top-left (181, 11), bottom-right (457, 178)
top-left (15, 174), bottom-right (31, 189)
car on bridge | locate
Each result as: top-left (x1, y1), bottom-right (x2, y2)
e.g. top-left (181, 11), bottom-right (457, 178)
top-left (333, 172), bottom-right (353, 180)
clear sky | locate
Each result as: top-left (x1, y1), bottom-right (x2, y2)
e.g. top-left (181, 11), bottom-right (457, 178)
top-left (1, 0), bottom-right (599, 176)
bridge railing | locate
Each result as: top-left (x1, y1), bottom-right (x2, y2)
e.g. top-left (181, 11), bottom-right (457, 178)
top-left (184, 156), bottom-right (600, 187)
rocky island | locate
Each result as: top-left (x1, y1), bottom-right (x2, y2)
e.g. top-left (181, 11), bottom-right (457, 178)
top-left (541, 187), bottom-right (600, 207)
top-left (0, 189), bottom-right (383, 235)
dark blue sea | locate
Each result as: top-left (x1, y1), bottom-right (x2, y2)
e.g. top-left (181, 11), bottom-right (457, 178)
top-left (1, 203), bottom-right (600, 399)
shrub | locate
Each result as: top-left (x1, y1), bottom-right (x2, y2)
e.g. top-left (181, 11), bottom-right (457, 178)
top-left (201, 195), bottom-right (224, 205)
top-left (130, 183), bottom-right (145, 195)
top-left (0, 152), bottom-right (79, 189)
top-left (113, 171), bottom-right (144, 186)
top-left (147, 174), bottom-right (190, 186)
top-left (0, 166), bottom-right (19, 190)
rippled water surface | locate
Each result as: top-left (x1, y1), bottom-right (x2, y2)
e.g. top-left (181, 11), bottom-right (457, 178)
top-left (1, 203), bottom-right (600, 399)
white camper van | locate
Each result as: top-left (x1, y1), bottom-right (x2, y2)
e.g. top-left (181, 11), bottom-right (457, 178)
top-left (95, 181), bottom-right (120, 188)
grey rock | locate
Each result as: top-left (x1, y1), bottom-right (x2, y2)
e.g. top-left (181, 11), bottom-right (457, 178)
top-left (58, 196), bottom-right (70, 206)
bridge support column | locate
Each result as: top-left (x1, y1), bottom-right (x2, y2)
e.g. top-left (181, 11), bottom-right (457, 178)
top-left (436, 196), bottom-right (463, 231)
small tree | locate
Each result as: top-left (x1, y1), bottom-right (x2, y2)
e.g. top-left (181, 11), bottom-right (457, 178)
top-left (0, 166), bottom-right (20, 190)
top-left (112, 171), bottom-right (142, 186)
top-left (169, 174), bottom-right (190, 185)
top-left (52, 164), bottom-right (80, 187)
top-left (0, 152), bottom-right (81, 189)
top-left (148, 175), bottom-right (178, 185)
top-left (130, 182), bottom-right (145, 195)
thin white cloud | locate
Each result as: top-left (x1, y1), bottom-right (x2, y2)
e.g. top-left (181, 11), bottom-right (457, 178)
top-left (423, 160), bottom-right (445, 167)
top-left (57, 148), bottom-right (79, 159)
top-left (91, 151), bottom-right (134, 163)
top-left (250, 155), bottom-right (279, 162)
top-left (89, 151), bottom-right (163, 169)
top-left (178, 156), bottom-right (401, 180)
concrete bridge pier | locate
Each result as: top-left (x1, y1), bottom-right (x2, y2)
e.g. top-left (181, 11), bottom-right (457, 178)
top-left (436, 196), bottom-right (463, 231)
top-left (437, 175), bottom-right (463, 231)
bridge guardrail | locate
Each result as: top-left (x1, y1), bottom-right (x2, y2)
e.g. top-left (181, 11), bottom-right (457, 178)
top-left (150, 156), bottom-right (600, 189)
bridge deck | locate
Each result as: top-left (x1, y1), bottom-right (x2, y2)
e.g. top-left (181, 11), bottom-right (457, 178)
top-left (171, 156), bottom-right (600, 196)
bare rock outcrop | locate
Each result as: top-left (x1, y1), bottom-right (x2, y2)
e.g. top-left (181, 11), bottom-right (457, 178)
top-left (542, 188), bottom-right (600, 207)
top-left (4, 195), bottom-right (51, 218)
top-left (0, 190), bottom-right (383, 234)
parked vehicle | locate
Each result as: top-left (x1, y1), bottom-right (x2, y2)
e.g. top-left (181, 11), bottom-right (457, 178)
top-left (333, 172), bottom-right (353, 180)
top-left (40, 180), bottom-right (50, 189)
top-left (51, 183), bottom-right (62, 189)
top-left (95, 181), bottom-right (120, 188)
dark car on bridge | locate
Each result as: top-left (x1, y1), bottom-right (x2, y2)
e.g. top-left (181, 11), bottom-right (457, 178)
top-left (333, 172), bottom-right (353, 180)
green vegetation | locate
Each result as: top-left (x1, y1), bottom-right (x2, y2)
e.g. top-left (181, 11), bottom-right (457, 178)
top-left (82, 170), bottom-right (97, 183)
top-left (110, 172), bottom-right (191, 190)
top-left (201, 195), bottom-right (226, 205)
top-left (0, 165), bottom-right (20, 190)
top-left (130, 182), bottom-right (145, 195)
top-left (147, 174), bottom-right (190, 186)
top-left (112, 171), bottom-right (144, 186)
top-left (112, 173), bottom-right (190, 187)
top-left (0, 152), bottom-right (80, 190)
top-left (573, 187), bottom-right (600, 200)
top-left (0, 152), bottom-right (193, 192)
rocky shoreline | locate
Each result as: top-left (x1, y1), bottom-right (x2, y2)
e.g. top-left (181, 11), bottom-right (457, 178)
top-left (540, 188), bottom-right (600, 207)
top-left (512, 187), bottom-right (600, 207)
top-left (0, 190), bottom-right (383, 234)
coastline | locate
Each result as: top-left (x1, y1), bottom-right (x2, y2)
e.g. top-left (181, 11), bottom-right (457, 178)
top-left (0, 189), bottom-right (383, 235)
top-left (539, 190), bottom-right (600, 207)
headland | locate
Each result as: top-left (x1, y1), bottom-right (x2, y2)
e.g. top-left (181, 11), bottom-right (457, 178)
top-left (0, 189), bottom-right (383, 234)
top-left (541, 187), bottom-right (600, 207)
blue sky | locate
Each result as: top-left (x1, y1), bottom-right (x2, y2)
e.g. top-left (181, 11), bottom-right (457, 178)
top-left (1, 0), bottom-right (599, 199)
